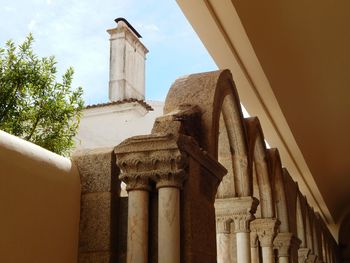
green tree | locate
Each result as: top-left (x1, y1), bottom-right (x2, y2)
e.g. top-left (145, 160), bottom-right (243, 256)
top-left (0, 34), bottom-right (84, 156)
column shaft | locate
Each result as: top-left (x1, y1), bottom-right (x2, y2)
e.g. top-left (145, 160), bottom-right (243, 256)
top-left (217, 229), bottom-right (236, 263)
top-left (237, 232), bottom-right (251, 263)
top-left (158, 187), bottom-right (180, 263)
top-left (262, 246), bottom-right (274, 263)
top-left (127, 190), bottom-right (149, 263)
top-left (279, 256), bottom-right (289, 263)
top-left (251, 246), bottom-right (260, 263)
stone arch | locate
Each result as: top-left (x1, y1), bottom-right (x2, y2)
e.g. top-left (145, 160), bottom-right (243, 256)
top-left (305, 204), bottom-right (315, 252)
top-left (311, 213), bottom-right (323, 260)
top-left (245, 117), bottom-right (274, 218)
top-left (296, 192), bottom-right (308, 248)
top-left (282, 169), bottom-right (299, 235)
top-left (164, 69), bottom-right (251, 197)
top-left (268, 148), bottom-right (289, 232)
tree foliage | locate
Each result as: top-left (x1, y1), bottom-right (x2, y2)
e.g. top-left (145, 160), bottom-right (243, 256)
top-left (0, 34), bottom-right (84, 156)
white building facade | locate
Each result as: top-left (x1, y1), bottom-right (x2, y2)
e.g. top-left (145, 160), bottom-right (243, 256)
top-left (74, 18), bottom-right (163, 152)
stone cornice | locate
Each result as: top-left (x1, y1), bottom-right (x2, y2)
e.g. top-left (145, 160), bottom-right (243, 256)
top-left (107, 26), bottom-right (149, 54)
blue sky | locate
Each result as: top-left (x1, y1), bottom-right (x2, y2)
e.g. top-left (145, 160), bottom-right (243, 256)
top-left (0, 0), bottom-right (218, 105)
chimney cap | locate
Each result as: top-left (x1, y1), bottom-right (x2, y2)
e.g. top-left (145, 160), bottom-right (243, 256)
top-left (114, 17), bottom-right (142, 38)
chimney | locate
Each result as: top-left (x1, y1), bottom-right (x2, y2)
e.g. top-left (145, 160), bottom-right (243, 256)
top-left (107, 18), bottom-right (149, 101)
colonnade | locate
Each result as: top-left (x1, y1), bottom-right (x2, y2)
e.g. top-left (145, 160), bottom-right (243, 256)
top-left (115, 70), bottom-right (339, 263)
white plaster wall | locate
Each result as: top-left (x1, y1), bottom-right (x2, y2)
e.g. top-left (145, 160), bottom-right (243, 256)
top-left (74, 100), bottom-right (164, 151)
top-left (0, 131), bottom-right (81, 263)
top-left (108, 24), bottom-right (148, 101)
top-left (125, 38), bottom-right (146, 99)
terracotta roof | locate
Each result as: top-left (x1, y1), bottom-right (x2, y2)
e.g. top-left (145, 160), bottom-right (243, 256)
top-left (85, 99), bottom-right (154, 111)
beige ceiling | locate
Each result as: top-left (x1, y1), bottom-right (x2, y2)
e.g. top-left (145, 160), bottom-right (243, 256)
top-left (230, 0), bottom-right (350, 222)
top-left (177, 0), bottom-right (350, 231)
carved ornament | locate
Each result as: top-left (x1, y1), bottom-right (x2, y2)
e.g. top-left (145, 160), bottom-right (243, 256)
top-left (215, 196), bottom-right (259, 233)
top-left (273, 232), bottom-right (301, 257)
top-left (250, 218), bottom-right (280, 247)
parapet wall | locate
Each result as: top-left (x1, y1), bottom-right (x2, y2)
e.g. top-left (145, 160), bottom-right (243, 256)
top-left (0, 131), bottom-right (81, 263)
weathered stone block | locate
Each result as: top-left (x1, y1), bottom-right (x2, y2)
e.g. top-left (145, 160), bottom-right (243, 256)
top-left (79, 192), bottom-right (113, 252)
top-left (118, 197), bottom-right (128, 263)
top-left (72, 148), bottom-right (117, 194)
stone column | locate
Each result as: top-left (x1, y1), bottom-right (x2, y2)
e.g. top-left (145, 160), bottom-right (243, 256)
top-left (251, 231), bottom-right (260, 263)
top-left (153, 170), bottom-right (186, 263)
top-left (216, 196), bottom-right (259, 263)
top-left (274, 232), bottom-right (301, 263)
top-left (216, 218), bottom-right (234, 263)
top-left (115, 132), bottom-right (190, 263)
top-left (121, 175), bottom-right (151, 263)
top-left (251, 218), bottom-right (280, 263)
top-left (298, 248), bottom-right (311, 263)
top-left (115, 136), bottom-right (158, 263)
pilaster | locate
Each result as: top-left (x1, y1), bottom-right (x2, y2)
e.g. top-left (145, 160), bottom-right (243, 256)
top-left (72, 148), bottom-right (120, 263)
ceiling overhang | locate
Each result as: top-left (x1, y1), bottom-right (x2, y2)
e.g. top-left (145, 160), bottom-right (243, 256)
top-left (176, 0), bottom-right (343, 239)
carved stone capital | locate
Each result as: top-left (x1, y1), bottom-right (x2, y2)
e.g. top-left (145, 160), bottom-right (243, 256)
top-left (250, 218), bottom-right (280, 247)
top-left (250, 231), bottom-right (259, 248)
top-left (273, 232), bottom-right (301, 257)
top-left (216, 217), bottom-right (232, 234)
top-left (298, 248), bottom-right (311, 263)
top-left (152, 169), bottom-right (187, 189)
top-left (119, 173), bottom-right (151, 191)
top-left (215, 196), bottom-right (259, 233)
top-left (115, 133), bottom-right (188, 191)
